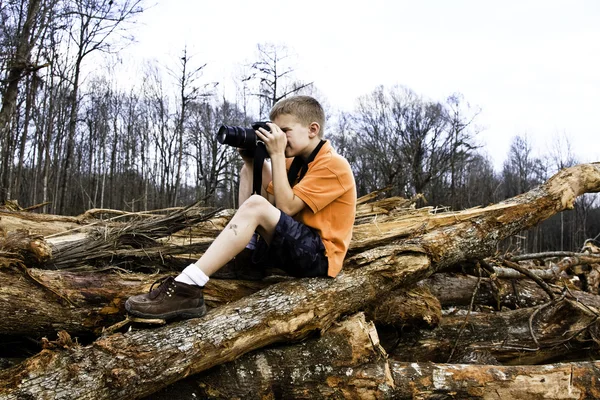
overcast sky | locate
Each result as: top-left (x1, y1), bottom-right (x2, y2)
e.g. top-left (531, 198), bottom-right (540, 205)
top-left (119, 0), bottom-right (600, 169)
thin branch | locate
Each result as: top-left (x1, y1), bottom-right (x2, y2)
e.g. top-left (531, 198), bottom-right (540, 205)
top-left (509, 252), bottom-right (600, 262)
top-left (501, 258), bottom-right (556, 301)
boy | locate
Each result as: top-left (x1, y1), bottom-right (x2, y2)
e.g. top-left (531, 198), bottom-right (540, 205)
top-left (125, 95), bottom-right (356, 320)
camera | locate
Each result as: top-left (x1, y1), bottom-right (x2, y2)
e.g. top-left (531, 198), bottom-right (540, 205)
top-left (217, 121), bottom-right (270, 157)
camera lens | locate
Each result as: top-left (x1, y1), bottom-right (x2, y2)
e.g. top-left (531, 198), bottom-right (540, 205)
top-left (217, 125), bottom-right (257, 150)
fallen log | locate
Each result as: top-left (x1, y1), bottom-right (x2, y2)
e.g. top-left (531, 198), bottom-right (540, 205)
top-left (0, 162), bottom-right (598, 399)
top-left (0, 253), bottom-right (430, 399)
top-left (386, 360), bottom-right (600, 399)
top-left (4, 261), bottom-right (598, 339)
top-left (366, 286), bottom-right (442, 329)
top-left (152, 312), bottom-right (389, 400)
top-left (0, 267), bottom-right (268, 336)
top-left (46, 205), bottom-right (220, 269)
top-left (426, 272), bottom-right (600, 310)
top-left (0, 210), bottom-right (82, 237)
top-left (5, 264), bottom-right (597, 341)
top-left (427, 272), bottom-right (555, 309)
top-left (390, 297), bottom-right (600, 365)
top-left (157, 356), bottom-right (600, 399)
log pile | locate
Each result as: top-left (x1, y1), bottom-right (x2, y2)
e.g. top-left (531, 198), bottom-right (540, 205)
top-left (0, 162), bottom-right (599, 399)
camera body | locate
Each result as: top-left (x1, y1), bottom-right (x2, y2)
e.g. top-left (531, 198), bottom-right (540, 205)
top-left (216, 122), bottom-right (270, 157)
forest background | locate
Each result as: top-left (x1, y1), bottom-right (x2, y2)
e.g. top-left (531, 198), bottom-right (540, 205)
top-left (0, 0), bottom-right (598, 256)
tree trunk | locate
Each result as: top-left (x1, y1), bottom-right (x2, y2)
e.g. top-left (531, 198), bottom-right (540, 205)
top-left (373, 360), bottom-right (600, 399)
top-left (389, 297), bottom-right (599, 365)
top-left (0, 253), bottom-right (430, 399)
top-left (160, 355), bottom-right (600, 400)
top-left (0, 0), bottom-right (42, 203)
top-left (0, 162), bottom-right (599, 399)
top-left (0, 267), bottom-right (267, 337)
top-left (155, 312), bottom-right (388, 400)
top-left (4, 265), bottom-right (597, 340)
top-left (427, 273), bottom-right (554, 309)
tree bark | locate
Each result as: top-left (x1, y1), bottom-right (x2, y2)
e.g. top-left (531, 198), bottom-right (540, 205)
top-left (0, 253), bottom-right (430, 399)
top-left (387, 360), bottom-right (600, 399)
top-left (154, 312), bottom-right (388, 400)
top-left (0, 162), bottom-right (599, 399)
top-left (159, 357), bottom-right (600, 400)
top-left (427, 273), bottom-right (552, 309)
top-left (153, 310), bottom-right (600, 400)
top-left (4, 262), bottom-right (597, 339)
top-left (0, 209), bottom-right (82, 236)
top-left (390, 297), bottom-right (599, 365)
top-left (0, 267), bottom-right (268, 337)
top-left (0, 0), bottom-right (43, 203)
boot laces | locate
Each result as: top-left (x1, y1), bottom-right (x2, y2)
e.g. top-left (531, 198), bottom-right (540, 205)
top-left (148, 276), bottom-right (177, 299)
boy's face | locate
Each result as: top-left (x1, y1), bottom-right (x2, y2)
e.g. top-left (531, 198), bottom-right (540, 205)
top-left (271, 113), bottom-right (319, 159)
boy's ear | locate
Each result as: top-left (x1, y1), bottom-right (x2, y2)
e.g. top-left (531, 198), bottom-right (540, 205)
top-left (308, 122), bottom-right (320, 138)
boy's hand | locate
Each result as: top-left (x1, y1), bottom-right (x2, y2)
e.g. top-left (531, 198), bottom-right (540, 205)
top-left (255, 123), bottom-right (286, 158)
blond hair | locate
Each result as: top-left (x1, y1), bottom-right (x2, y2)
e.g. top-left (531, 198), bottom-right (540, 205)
top-left (270, 96), bottom-right (326, 138)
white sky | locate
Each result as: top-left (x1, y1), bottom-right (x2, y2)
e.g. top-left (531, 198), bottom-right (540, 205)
top-left (118, 0), bottom-right (600, 169)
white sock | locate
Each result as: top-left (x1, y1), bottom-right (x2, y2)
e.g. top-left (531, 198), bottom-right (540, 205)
top-left (175, 264), bottom-right (210, 287)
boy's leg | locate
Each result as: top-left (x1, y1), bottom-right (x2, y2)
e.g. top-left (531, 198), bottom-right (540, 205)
top-left (254, 212), bottom-right (329, 279)
top-left (124, 195), bottom-right (280, 320)
top-left (193, 195), bottom-right (280, 276)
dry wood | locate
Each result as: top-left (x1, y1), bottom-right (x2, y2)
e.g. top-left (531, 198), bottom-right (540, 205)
top-left (0, 162), bottom-right (599, 399)
top-left (0, 267), bottom-right (268, 336)
top-left (4, 265), bottom-right (596, 340)
top-left (0, 210), bottom-right (83, 237)
top-left (156, 312), bottom-right (389, 400)
top-left (390, 296), bottom-right (600, 365)
top-left (427, 273), bottom-right (559, 309)
top-left (366, 286), bottom-right (442, 329)
top-left (154, 313), bottom-right (600, 400)
top-left (157, 358), bottom-right (600, 399)
top-left (385, 360), bottom-right (600, 399)
top-left (1, 204), bottom-right (222, 269)
top-left (46, 205), bottom-right (220, 269)
top-left (0, 254), bottom-right (430, 399)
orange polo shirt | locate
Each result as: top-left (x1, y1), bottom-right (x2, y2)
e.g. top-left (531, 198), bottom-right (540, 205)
top-left (267, 141), bottom-right (356, 277)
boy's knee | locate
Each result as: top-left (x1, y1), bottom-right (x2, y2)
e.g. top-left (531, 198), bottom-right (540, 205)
top-left (239, 194), bottom-right (272, 214)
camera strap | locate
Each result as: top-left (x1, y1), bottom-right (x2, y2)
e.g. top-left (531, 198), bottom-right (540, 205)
top-left (252, 139), bottom-right (326, 196)
top-left (252, 142), bottom-right (268, 195)
top-left (287, 140), bottom-right (326, 187)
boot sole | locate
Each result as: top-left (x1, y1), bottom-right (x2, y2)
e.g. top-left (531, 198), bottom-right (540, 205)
top-left (125, 302), bottom-right (207, 320)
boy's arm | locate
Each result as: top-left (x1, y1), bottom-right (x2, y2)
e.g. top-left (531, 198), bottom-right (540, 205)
top-left (257, 124), bottom-right (306, 215)
top-left (270, 153), bottom-right (305, 215)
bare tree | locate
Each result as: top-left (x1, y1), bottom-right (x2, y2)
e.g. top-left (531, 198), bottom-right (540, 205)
top-left (0, 0), bottom-right (50, 203)
top-left (548, 132), bottom-right (578, 173)
top-left (501, 135), bottom-right (545, 198)
top-left (500, 134), bottom-right (548, 253)
top-left (352, 85), bottom-right (465, 200)
top-left (57, 0), bottom-right (144, 214)
top-left (167, 47), bottom-right (214, 206)
top-left (442, 93), bottom-right (481, 209)
top-left (351, 85), bottom-right (407, 196)
top-left (141, 62), bottom-right (176, 208)
top-left (186, 98), bottom-right (246, 207)
top-left (247, 43), bottom-right (313, 118)
top-left (463, 153), bottom-right (500, 206)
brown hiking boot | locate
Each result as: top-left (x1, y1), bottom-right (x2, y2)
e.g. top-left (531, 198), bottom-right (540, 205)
top-left (125, 276), bottom-right (206, 320)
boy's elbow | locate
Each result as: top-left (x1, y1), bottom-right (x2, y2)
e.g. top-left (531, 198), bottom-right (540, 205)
top-left (278, 197), bottom-right (305, 216)
top-left (278, 205), bottom-right (295, 216)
